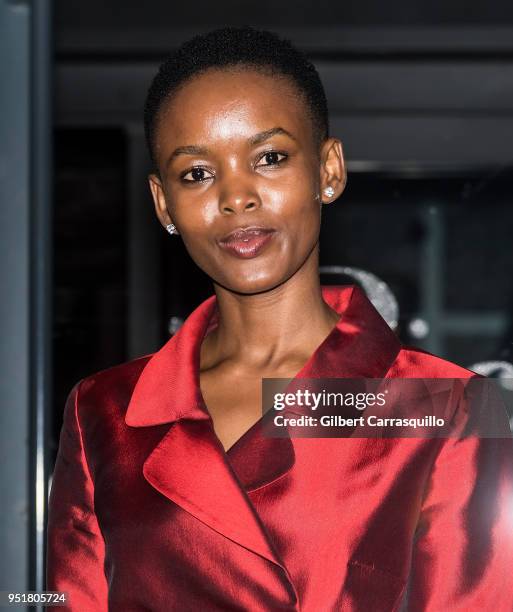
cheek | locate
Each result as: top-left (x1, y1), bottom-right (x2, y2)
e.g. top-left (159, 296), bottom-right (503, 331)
top-left (171, 199), bottom-right (225, 272)
top-left (294, 206), bottom-right (322, 257)
top-left (260, 176), bottom-right (319, 228)
top-left (275, 191), bottom-right (321, 243)
top-left (172, 195), bottom-right (218, 237)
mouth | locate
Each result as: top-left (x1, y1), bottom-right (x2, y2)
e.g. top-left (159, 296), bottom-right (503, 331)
top-left (218, 226), bottom-right (276, 259)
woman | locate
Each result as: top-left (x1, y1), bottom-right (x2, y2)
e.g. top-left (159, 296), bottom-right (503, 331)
top-left (46, 27), bottom-right (513, 611)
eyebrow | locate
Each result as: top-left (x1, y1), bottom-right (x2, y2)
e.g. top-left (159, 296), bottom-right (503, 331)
top-left (249, 127), bottom-right (297, 146)
top-left (165, 127), bottom-right (297, 167)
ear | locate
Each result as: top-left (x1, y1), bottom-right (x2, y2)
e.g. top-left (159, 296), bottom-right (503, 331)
top-left (148, 173), bottom-right (176, 230)
top-left (319, 138), bottom-right (346, 204)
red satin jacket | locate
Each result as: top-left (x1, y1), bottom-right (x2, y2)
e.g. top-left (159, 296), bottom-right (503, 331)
top-left (46, 285), bottom-right (513, 611)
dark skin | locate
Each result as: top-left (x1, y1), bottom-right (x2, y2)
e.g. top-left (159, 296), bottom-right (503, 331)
top-left (149, 67), bottom-right (346, 452)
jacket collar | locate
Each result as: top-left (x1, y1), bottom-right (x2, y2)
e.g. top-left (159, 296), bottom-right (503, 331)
top-left (125, 284), bottom-right (401, 428)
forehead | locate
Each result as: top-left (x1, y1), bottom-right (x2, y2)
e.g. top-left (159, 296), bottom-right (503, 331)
top-left (156, 67), bottom-right (313, 148)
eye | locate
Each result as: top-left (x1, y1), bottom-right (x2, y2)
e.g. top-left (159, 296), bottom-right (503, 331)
top-left (181, 167), bottom-right (214, 183)
top-left (256, 151), bottom-right (288, 167)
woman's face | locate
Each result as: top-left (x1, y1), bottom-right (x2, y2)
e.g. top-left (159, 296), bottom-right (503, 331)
top-left (149, 67), bottom-right (345, 295)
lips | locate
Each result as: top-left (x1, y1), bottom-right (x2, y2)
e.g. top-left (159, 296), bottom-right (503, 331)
top-left (218, 226), bottom-right (276, 259)
top-left (220, 226), bottom-right (275, 243)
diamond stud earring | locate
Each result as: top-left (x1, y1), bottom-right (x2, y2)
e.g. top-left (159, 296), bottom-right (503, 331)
top-left (166, 223), bottom-right (178, 235)
top-left (324, 186), bottom-right (335, 198)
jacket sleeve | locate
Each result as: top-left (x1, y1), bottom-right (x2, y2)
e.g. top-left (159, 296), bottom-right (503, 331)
top-left (405, 379), bottom-right (513, 611)
top-left (46, 380), bottom-right (109, 611)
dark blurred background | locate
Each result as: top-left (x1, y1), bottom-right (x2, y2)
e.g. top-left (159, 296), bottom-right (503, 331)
top-left (2, 0), bottom-right (513, 605)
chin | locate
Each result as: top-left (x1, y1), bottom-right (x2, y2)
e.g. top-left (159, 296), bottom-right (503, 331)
top-left (215, 272), bottom-right (287, 296)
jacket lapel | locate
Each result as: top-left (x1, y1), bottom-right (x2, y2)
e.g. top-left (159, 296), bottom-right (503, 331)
top-left (142, 417), bottom-right (288, 565)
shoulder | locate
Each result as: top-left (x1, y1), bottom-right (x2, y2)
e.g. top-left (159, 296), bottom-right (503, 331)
top-left (394, 344), bottom-right (479, 379)
top-left (71, 354), bottom-right (154, 421)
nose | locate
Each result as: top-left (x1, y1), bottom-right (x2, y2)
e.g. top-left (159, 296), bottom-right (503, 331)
top-left (218, 180), bottom-right (262, 215)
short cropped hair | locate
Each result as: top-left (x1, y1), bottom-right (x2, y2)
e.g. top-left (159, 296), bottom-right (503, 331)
top-left (144, 26), bottom-right (329, 168)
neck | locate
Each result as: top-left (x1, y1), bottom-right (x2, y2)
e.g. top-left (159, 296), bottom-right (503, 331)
top-left (200, 251), bottom-right (341, 373)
